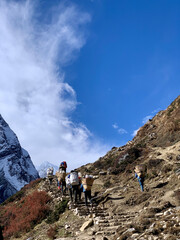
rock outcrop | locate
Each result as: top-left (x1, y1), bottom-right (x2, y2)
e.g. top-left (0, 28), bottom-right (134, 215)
top-left (0, 114), bottom-right (39, 203)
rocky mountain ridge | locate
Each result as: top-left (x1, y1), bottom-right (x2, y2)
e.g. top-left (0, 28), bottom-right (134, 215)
top-left (0, 96), bottom-right (180, 240)
top-left (0, 115), bottom-right (39, 203)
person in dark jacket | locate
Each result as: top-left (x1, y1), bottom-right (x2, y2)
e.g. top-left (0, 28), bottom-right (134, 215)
top-left (80, 183), bottom-right (92, 206)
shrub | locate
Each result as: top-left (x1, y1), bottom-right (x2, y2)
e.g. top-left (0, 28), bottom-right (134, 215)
top-left (1, 191), bottom-right (51, 238)
top-left (23, 178), bottom-right (42, 190)
top-left (147, 159), bottom-right (164, 168)
top-left (46, 200), bottom-right (69, 224)
top-left (162, 164), bottom-right (173, 173)
top-left (94, 160), bottom-right (103, 169)
top-left (167, 107), bottom-right (174, 116)
top-left (47, 224), bottom-right (58, 239)
top-left (104, 180), bottom-right (111, 188)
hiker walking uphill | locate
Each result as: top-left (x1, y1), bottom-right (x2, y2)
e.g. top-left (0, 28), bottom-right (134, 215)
top-left (134, 164), bottom-right (146, 192)
top-left (81, 175), bottom-right (94, 206)
top-left (69, 170), bottom-right (79, 203)
top-left (66, 174), bottom-right (73, 201)
top-left (47, 167), bottom-right (54, 185)
top-left (59, 161), bottom-right (67, 173)
top-left (56, 168), bottom-right (66, 194)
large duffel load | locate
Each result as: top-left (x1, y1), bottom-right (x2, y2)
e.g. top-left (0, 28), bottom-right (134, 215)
top-left (82, 175), bottom-right (94, 191)
top-left (70, 171), bottom-right (79, 186)
top-left (47, 167), bottom-right (54, 178)
top-left (65, 175), bottom-right (72, 189)
top-left (135, 164), bottom-right (146, 178)
top-left (56, 169), bottom-right (66, 181)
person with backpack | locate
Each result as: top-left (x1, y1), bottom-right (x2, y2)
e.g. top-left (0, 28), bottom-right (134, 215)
top-left (66, 174), bottom-right (73, 202)
top-left (81, 175), bottom-right (94, 206)
top-left (56, 168), bottom-right (66, 195)
top-left (134, 165), bottom-right (146, 192)
top-left (69, 170), bottom-right (79, 203)
top-left (46, 167), bottom-right (54, 186)
top-left (77, 172), bottom-right (82, 201)
top-left (59, 161), bottom-right (67, 173)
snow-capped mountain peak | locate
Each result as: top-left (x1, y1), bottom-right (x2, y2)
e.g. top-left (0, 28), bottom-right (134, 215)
top-left (0, 115), bottom-right (39, 203)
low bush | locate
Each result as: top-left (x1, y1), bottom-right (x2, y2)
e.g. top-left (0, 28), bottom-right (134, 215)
top-left (104, 180), bottom-right (111, 188)
top-left (46, 200), bottom-right (69, 224)
top-left (1, 190), bottom-right (51, 239)
top-left (47, 224), bottom-right (58, 239)
top-left (147, 159), bottom-right (164, 168)
top-left (162, 164), bottom-right (173, 173)
top-left (23, 178), bottom-right (42, 190)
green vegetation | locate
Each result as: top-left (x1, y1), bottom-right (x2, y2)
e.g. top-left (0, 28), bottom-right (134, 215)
top-left (46, 199), bottom-right (69, 224)
top-left (167, 107), bottom-right (174, 116)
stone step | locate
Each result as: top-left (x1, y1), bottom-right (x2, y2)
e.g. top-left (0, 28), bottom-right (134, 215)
top-left (95, 230), bottom-right (116, 236)
top-left (113, 212), bottom-right (138, 216)
top-left (94, 211), bottom-right (109, 216)
top-left (98, 225), bottom-right (119, 231)
top-left (113, 217), bottom-right (135, 222)
top-left (76, 207), bottom-right (105, 212)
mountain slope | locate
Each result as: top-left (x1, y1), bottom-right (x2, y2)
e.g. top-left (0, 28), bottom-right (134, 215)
top-left (0, 96), bottom-right (179, 240)
top-left (0, 115), bottom-right (39, 203)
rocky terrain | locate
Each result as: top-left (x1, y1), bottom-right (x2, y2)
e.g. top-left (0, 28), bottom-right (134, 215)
top-left (0, 96), bottom-right (180, 240)
top-left (0, 115), bottom-right (39, 203)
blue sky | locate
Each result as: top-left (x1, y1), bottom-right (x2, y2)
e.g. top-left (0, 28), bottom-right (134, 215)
top-left (0, 0), bottom-right (179, 170)
top-left (64, 0), bottom-right (180, 145)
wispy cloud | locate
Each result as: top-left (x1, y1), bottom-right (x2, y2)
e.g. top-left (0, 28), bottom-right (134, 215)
top-left (142, 115), bottom-right (153, 124)
top-left (131, 108), bottom-right (160, 137)
top-left (112, 123), bottom-right (118, 129)
top-left (132, 128), bottom-right (139, 137)
top-left (0, 0), bottom-right (109, 170)
top-left (112, 123), bottom-right (127, 135)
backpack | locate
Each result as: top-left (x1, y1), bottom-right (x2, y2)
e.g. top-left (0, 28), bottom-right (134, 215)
top-left (82, 175), bottom-right (94, 191)
top-left (70, 171), bottom-right (79, 186)
top-left (60, 161), bottom-right (67, 169)
top-left (56, 169), bottom-right (66, 182)
top-left (135, 164), bottom-right (146, 178)
top-left (47, 167), bottom-right (54, 178)
top-left (65, 175), bottom-right (72, 189)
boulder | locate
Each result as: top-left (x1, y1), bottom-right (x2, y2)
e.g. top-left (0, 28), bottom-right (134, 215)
top-left (80, 219), bottom-right (93, 232)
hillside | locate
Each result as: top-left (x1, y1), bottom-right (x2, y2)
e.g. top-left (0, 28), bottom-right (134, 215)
top-left (0, 96), bottom-right (180, 240)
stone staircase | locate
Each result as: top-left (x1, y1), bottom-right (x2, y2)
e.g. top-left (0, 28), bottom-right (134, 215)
top-left (69, 200), bottom-right (139, 240)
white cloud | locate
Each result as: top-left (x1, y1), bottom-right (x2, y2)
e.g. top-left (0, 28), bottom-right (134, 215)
top-left (0, 0), bottom-right (109, 170)
top-left (112, 123), bottom-right (127, 135)
top-left (142, 115), bottom-right (153, 124)
top-left (132, 109), bottom-right (159, 137)
top-left (118, 128), bottom-right (127, 134)
top-left (112, 123), bottom-right (118, 129)
top-left (132, 128), bottom-right (139, 137)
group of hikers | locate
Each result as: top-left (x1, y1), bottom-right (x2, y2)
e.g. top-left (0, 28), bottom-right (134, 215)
top-left (0, 162), bottom-right (146, 240)
top-left (47, 161), bottom-right (146, 208)
top-left (47, 161), bottom-right (94, 206)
